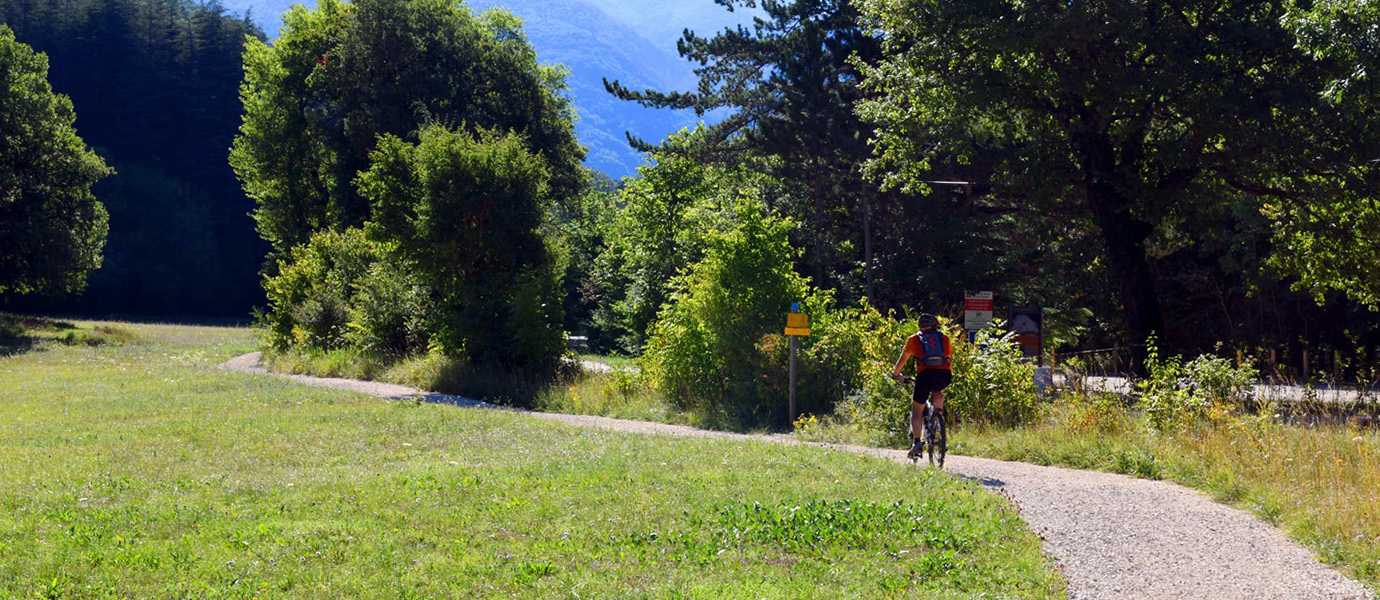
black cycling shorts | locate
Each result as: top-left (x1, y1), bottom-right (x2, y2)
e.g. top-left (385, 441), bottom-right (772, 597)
top-left (912, 369), bottom-right (952, 403)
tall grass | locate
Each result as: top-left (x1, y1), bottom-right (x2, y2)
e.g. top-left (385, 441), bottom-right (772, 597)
top-left (0, 321), bottom-right (1064, 598)
top-left (536, 370), bottom-right (687, 424)
top-left (958, 395), bottom-right (1380, 589)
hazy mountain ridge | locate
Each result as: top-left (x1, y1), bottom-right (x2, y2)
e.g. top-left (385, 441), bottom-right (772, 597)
top-left (220, 0), bottom-right (719, 176)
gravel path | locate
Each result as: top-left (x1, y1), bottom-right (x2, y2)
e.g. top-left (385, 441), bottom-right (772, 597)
top-left (221, 352), bottom-right (1374, 599)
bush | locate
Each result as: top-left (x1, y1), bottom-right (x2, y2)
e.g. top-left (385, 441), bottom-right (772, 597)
top-left (262, 228), bottom-right (378, 350)
top-left (817, 316), bottom-right (1044, 445)
top-left (947, 321), bottom-right (1042, 428)
top-left (344, 260), bottom-right (432, 357)
top-left (360, 126), bottom-right (565, 369)
top-left (641, 198), bottom-right (816, 430)
top-left (1137, 335), bottom-right (1259, 432)
top-left (802, 304), bottom-right (916, 446)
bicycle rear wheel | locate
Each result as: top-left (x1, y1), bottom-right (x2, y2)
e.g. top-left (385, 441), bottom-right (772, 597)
top-left (928, 412), bottom-right (947, 469)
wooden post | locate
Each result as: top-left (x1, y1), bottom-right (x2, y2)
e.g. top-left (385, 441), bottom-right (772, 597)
top-left (788, 335), bottom-right (798, 424)
top-left (1303, 349), bottom-right (1310, 380)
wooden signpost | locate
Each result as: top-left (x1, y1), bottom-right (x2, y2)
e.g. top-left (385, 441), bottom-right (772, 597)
top-left (785, 303), bottom-right (810, 423)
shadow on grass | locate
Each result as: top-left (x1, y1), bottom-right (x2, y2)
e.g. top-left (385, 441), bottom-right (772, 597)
top-left (0, 313), bottom-right (44, 357)
top-left (0, 334), bottom-right (36, 358)
top-left (0, 313), bottom-right (142, 356)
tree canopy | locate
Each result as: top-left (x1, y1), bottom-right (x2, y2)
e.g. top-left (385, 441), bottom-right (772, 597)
top-left (856, 0), bottom-right (1380, 351)
top-left (0, 25), bottom-right (110, 296)
top-left (242, 0), bottom-right (579, 368)
top-left (232, 0), bottom-right (584, 261)
top-left (607, 0), bottom-right (887, 299)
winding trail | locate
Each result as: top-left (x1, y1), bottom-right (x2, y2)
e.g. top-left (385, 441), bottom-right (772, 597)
top-left (222, 352), bottom-right (1374, 599)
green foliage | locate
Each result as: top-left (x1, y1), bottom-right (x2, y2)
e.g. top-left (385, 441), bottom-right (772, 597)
top-left (0, 25), bottom-right (111, 296)
top-left (641, 197), bottom-right (814, 429)
top-left (948, 321), bottom-right (1042, 428)
top-left (768, 301), bottom-right (920, 446)
top-left (1136, 335), bottom-right (1260, 432)
top-left (344, 260), bottom-right (432, 357)
top-left (855, 0), bottom-right (1380, 350)
top-left (1262, 194), bottom-right (1380, 308)
top-left (606, 1), bottom-right (889, 300)
top-left (238, 0), bottom-right (578, 374)
top-left (262, 228), bottom-right (383, 351)
top-left (826, 317), bottom-right (1042, 444)
top-left (585, 147), bottom-right (762, 353)
top-left (0, 0), bottom-right (264, 315)
top-left (232, 0), bottom-right (583, 259)
top-left (536, 370), bottom-right (680, 424)
top-left (358, 125), bottom-right (563, 368)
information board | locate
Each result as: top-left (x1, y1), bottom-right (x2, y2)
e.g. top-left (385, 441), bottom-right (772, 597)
top-left (964, 291), bottom-right (994, 330)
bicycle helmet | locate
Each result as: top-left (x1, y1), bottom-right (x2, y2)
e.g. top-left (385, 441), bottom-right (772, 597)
top-left (917, 313), bottom-right (939, 330)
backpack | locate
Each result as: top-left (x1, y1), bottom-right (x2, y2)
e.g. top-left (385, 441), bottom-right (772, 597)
top-left (918, 331), bottom-right (947, 366)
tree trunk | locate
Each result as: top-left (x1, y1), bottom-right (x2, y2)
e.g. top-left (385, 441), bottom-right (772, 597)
top-left (1078, 134), bottom-right (1164, 373)
top-left (811, 159), bottom-right (826, 287)
top-left (862, 184), bottom-right (874, 302)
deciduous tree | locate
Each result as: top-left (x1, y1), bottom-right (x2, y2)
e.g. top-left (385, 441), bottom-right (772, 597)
top-left (0, 25), bottom-right (110, 296)
top-left (856, 0), bottom-right (1380, 352)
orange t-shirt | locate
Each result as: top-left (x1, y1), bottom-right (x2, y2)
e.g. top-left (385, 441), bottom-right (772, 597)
top-left (904, 330), bottom-right (952, 372)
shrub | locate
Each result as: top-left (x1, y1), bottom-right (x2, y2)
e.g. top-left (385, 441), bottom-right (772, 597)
top-left (344, 260), bottom-right (432, 357)
top-left (804, 304), bottom-right (916, 446)
top-left (1137, 335), bottom-right (1259, 432)
top-left (360, 126), bottom-right (565, 368)
top-left (261, 228), bottom-right (378, 350)
top-left (641, 198), bottom-right (815, 430)
top-left (818, 316), bottom-right (1044, 444)
top-left (947, 322), bottom-right (1042, 428)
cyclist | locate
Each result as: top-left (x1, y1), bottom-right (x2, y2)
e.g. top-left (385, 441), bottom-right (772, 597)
top-left (892, 313), bottom-right (953, 458)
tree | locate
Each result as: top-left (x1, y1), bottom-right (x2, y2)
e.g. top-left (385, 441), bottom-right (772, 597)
top-left (583, 141), bottom-right (777, 353)
top-left (0, 25), bottom-right (111, 296)
top-left (232, 0), bottom-right (584, 261)
top-left (359, 125), bottom-right (563, 368)
top-left (1, 0), bottom-right (266, 316)
top-left (856, 0), bottom-right (1378, 352)
top-left (1270, 0), bottom-right (1380, 307)
top-left (606, 0), bottom-right (887, 300)
top-left (641, 196), bottom-right (815, 429)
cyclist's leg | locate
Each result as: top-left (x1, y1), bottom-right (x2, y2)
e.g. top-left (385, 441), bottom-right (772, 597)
top-left (931, 370), bottom-right (952, 415)
top-left (910, 401), bottom-right (925, 440)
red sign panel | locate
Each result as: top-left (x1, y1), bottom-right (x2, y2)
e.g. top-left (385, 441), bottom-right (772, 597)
top-left (965, 298), bottom-right (994, 311)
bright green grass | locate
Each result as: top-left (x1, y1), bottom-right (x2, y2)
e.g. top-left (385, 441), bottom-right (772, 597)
top-left (0, 322), bottom-right (1063, 598)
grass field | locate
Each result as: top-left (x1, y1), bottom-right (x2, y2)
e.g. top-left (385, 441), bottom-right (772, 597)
top-left (0, 319), bottom-right (1063, 598)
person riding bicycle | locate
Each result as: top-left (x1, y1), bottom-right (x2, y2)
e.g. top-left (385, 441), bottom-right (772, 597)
top-left (892, 313), bottom-right (952, 459)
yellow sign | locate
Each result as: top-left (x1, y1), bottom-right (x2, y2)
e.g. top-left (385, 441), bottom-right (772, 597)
top-left (785, 312), bottom-right (810, 336)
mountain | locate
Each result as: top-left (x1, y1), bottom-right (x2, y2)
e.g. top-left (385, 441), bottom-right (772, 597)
top-left (221, 0), bottom-right (743, 177)
top-left (581, 0), bottom-right (756, 54)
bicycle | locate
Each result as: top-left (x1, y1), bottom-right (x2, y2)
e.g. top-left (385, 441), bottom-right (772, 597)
top-left (896, 375), bottom-right (946, 468)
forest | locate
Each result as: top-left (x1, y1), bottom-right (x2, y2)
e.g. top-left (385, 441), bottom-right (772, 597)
top-left (4, 0), bottom-right (1380, 425)
top-left (0, 0), bottom-right (263, 316)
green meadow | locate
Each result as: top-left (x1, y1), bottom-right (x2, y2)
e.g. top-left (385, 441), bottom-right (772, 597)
top-left (0, 320), bottom-right (1062, 598)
